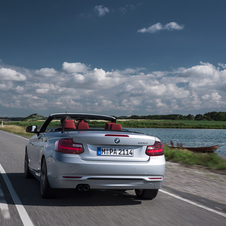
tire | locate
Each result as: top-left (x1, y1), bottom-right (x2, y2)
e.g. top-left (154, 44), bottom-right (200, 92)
top-left (135, 189), bottom-right (158, 200)
top-left (40, 158), bottom-right (53, 199)
top-left (24, 151), bottom-right (33, 178)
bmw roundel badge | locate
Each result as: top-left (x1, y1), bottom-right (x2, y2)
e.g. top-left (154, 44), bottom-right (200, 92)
top-left (114, 138), bottom-right (120, 144)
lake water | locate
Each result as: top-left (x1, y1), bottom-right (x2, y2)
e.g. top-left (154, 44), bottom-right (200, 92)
top-left (125, 128), bottom-right (226, 158)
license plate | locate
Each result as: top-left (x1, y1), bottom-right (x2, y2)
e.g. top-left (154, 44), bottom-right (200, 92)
top-left (97, 147), bottom-right (134, 156)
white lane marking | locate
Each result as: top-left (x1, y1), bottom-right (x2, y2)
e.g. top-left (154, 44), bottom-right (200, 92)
top-left (0, 164), bottom-right (34, 226)
top-left (160, 189), bottom-right (226, 218)
top-left (0, 185), bottom-right (10, 219)
top-left (0, 130), bottom-right (29, 140)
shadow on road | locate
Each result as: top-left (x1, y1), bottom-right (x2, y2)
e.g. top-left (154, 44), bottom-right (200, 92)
top-left (0, 173), bottom-right (142, 207)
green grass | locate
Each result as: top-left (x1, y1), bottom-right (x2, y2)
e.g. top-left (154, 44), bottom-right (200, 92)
top-left (6, 121), bottom-right (60, 127)
top-left (77, 119), bottom-right (226, 129)
top-left (117, 119), bottom-right (226, 129)
top-left (5, 119), bottom-right (226, 129)
top-left (164, 145), bottom-right (226, 171)
top-left (0, 124), bottom-right (33, 138)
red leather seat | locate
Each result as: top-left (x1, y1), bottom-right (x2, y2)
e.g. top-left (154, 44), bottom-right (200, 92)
top-left (77, 120), bottom-right (89, 130)
top-left (105, 122), bottom-right (115, 130)
top-left (64, 120), bottom-right (76, 129)
top-left (110, 124), bottom-right (122, 131)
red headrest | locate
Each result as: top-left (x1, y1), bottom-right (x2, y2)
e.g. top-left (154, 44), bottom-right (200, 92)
top-left (77, 120), bottom-right (89, 130)
top-left (105, 122), bottom-right (115, 130)
top-left (110, 124), bottom-right (122, 131)
top-left (64, 120), bottom-right (76, 129)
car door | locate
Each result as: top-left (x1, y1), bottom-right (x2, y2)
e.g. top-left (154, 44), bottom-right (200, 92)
top-left (28, 132), bottom-right (45, 175)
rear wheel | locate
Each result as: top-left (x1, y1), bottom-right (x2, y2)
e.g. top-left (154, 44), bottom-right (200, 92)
top-left (135, 189), bottom-right (158, 200)
top-left (24, 151), bottom-right (33, 178)
top-left (40, 158), bottom-right (53, 198)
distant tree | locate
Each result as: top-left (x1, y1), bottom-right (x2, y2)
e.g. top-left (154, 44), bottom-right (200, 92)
top-left (186, 114), bottom-right (194, 120)
top-left (117, 116), bottom-right (128, 119)
top-left (195, 114), bottom-right (203, 120)
top-left (203, 115), bottom-right (211, 121)
top-left (204, 111), bottom-right (217, 120)
top-left (123, 112), bottom-right (226, 121)
top-left (129, 115), bottom-right (140, 119)
top-left (215, 112), bottom-right (226, 121)
top-left (210, 111), bottom-right (218, 120)
top-left (23, 113), bottom-right (46, 121)
top-left (178, 115), bottom-right (185, 120)
top-left (165, 114), bottom-right (178, 120)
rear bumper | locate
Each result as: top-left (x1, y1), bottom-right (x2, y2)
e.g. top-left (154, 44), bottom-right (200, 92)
top-left (47, 152), bottom-right (165, 189)
top-left (51, 176), bottom-right (163, 189)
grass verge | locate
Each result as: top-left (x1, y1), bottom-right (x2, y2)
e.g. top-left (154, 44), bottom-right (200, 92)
top-left (164, 145), bottom-right (226, 172)
top-left (0, 125), bottom-right (33, 138)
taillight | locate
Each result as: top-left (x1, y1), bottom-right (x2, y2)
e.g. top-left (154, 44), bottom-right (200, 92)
top-left (55, 138), bottom-right (84, 154)
top-left (146, 141), bottom-right (164, 156)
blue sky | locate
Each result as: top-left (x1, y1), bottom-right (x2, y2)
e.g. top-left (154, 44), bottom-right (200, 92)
top-left (1, 0), bottom-right (226, 117)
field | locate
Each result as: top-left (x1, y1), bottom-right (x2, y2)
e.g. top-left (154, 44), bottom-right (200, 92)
top-left (87, 119), bottom-right (226, 129)
top-left (117, 119), bottom-right (226, 129)
top-left (3, 119), bottom-right (226, 129)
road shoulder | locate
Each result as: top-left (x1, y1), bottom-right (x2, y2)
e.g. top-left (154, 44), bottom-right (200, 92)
top-left (163, 161), bottom-right (226, 205)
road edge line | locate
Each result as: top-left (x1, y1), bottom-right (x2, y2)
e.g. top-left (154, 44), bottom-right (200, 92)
top-left (160, 189), bottom-right (226, 218)
top-left (0, 164), bottom-right (34, 226)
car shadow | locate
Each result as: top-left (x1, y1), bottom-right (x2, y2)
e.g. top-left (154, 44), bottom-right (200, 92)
top-left (0, 173), bottom-right (142, 207)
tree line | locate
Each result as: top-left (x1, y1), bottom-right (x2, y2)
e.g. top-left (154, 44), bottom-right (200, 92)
top-left (1, 111), bottom-right (226, 122)
top-left (117, 111), bottom-right (226, 121)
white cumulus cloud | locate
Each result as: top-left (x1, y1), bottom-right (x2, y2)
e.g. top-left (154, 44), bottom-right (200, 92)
top-left (62, 62), bottom-right (89, 73)
top-left (35, 68), bottom-right (58, 77)
top-left (0, 68), bottom-right (26, 81)
top-left (179, 62), bottom-right (215, 78)
top-left (1, 61), bottom-right (226, 116)
top-left (138, 22), bottom-right (184, 33)
top-left (94, 5), bottom-right (110, 16)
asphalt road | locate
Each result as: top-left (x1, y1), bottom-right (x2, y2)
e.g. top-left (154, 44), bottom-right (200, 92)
top-left (0, 130), bottom-right (225, 226)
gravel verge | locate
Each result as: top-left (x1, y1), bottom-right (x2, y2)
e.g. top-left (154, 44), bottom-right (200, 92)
top-left (163, 162), bottom-right (226, 205)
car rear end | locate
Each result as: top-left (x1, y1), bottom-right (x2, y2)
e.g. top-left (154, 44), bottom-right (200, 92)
top-left (47, 130), bottom-right (165, 191)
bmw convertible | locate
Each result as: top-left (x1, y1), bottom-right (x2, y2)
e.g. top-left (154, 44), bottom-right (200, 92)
top-left (25, 113), bottom-right (165, 199)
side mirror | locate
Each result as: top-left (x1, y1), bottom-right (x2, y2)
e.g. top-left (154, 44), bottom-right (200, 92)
top-left (26, 125), bottom-right (38, 133)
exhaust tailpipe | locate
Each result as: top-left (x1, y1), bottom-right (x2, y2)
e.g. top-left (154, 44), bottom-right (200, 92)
top-left (77, 184), bottom-right (84, 191)
top-left (83, 185), bottom-right (90, 191)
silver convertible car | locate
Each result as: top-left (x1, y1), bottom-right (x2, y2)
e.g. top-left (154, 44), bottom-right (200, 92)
top-left (25, 113), bottom-right (165, 199)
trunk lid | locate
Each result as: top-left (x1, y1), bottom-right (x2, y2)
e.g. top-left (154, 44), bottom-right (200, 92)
top-left (71, 131), bottom-right (158, 162)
